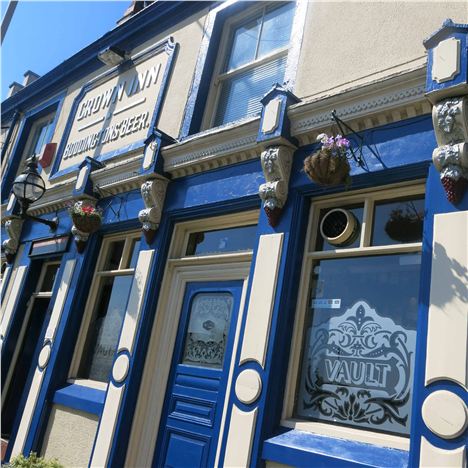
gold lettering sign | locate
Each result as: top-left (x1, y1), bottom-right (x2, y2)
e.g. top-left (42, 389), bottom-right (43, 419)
top-left (57, 39), bottom-right (174, 174)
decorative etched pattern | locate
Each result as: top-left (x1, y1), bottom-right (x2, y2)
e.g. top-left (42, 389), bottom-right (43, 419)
top-left (297, 301), bottom-right (416, 435)
top-left (182, 293), bottom-right (233, 368)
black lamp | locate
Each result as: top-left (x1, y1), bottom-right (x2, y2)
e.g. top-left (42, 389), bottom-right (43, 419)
top-left (12, 155), bottom-right (58, 231)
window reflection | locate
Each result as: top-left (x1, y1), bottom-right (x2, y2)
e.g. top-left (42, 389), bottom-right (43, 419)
top-left (186, 225), bottom-right (257, 256)
top-left (372, 197), bottom-right (425, 246)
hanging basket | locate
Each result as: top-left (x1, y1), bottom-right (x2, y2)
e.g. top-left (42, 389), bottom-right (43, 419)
top-left (385, 213), bottom-right (423, 243)
top-left (71, 213), bottom-right (102, 234)
top-left (304, 149), bottom-right (350, 186)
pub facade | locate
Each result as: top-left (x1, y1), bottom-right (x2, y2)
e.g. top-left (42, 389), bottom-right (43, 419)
top-left (1, 2), bottom-right (467, 466)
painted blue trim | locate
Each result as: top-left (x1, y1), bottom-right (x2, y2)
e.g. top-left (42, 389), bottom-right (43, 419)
top-left (1, 92), bottom-right (65, 202)
top-left (179, 0), bottom-right (306, 139)
top-left (49, 36), bottom-right (177, 179)
top-left (52, 384), bottom-right (106, 416)
top-left (262, 430), bottom-right (409, 468)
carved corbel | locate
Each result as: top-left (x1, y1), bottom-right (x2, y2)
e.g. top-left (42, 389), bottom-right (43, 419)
top-left (2, 218), bottom-right (24, 264)
top-left (432, 97), bottom-right (468, 204)
top-left (138, 178), bottom-right (168, 243)
top-left (259, 146), bottom-right (293, 227)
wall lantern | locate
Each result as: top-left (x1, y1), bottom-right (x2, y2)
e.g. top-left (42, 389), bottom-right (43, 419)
top-left (12, 155), bottom-right (58, 231)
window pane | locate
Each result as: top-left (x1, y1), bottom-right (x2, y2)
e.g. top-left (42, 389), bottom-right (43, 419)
top-left (257, 3), bottom-right (295, 58)
top-left (296, 254), bottom-right (420, 436)
top-left (186, 225), bottom-right (257, 256)
top-left (372, 197), bottom-right (425, 246)
top-left (215, 55), bottom-right (287, 126)
top-left (79, 275), bottom-right (133, 381)
top-left (102, 240), bottom-right (125, 271)
top-left (315, 205), bottom-right (364, 251)
top-left (40, 264), bottom-right (60, 292)
top-left (182, 293), bottom-right (233, 368)
top-left (227, 17), bottom-right (261, 71)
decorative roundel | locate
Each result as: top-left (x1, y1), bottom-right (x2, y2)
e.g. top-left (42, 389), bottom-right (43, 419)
top-left (112, 353), bottom-right (130, 384)
top-left (422, 390), bottom-right (468, 439)
top-left (38, 342), bottom-right (52, 370)
top-left (235, 369), bottom-right (262, 405)
top-left (320, 208), bottom-right (360, 247)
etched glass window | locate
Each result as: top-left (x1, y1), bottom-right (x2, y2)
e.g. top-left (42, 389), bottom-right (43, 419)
top-left (293, 191), bottom-right (425, 439)
top-left (182, 293), bottom-right (233, 368)
top-left (296, 254), bottom-right (420, 436)
top-left (75, 233), bottom-right (141, 382)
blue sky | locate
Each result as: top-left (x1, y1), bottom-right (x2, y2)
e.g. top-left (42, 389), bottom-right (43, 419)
top-left (1, 1), bottom-right (126, 101)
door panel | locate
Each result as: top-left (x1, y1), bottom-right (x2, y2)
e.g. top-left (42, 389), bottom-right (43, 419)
top-left (156, 281), bottom-right (243, 468)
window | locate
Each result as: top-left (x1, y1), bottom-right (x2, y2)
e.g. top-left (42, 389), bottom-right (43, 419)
top-left (71, 233), bottom-right (141, 384)
top-left (285, 186), bottom-right (425, 449)
top-left (16, 112), bottom-right (55, 175)
top-left (209, 2), bottom-right (295, 127)
top-left (185, 224), bottom-right (257, 256)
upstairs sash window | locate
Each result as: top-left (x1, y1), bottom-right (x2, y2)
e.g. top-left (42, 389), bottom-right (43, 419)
top-left (212, 2), bottom-right (295, 127)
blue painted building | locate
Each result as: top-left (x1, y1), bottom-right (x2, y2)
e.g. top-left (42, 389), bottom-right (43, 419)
top-left (1, 2), bottom-right (467, 466)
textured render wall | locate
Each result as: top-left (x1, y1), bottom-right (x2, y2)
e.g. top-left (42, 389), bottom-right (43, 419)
top-left (294, 2), bottom-right (468, 100)
top-left (41, 405), bottom-right (99, 466)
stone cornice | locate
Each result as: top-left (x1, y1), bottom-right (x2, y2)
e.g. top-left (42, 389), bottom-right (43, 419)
top-left (289, 67), bottom-right (431, 145)
top-left (162, 117), bottom-right (261, 178)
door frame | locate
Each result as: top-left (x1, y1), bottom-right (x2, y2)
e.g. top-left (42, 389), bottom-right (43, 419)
top-left (127, 257), bottom-right (251, 467)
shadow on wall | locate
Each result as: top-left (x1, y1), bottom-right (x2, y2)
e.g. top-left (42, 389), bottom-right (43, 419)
top-left (431, 241), bottom-right (468, 308)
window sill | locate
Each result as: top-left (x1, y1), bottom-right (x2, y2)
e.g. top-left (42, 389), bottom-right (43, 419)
top-left (53, 383), bottom-right (106, 416)
top-left (262, 429), bottom-right (409, 468)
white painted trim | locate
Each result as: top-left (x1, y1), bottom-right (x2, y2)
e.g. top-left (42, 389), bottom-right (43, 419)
top-left (425, 211), bottom-right (468, 389)
top-left (419, 436), bottom-right (466, 468)
top-left (223, 405), bottom-right (258, 467)
top-left (90, 249), bottom-right (154, 466)
top-left (239, 233), bottom-right (284, 367)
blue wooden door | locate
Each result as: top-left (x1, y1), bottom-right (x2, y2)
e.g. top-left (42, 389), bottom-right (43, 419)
top-left (155, 280), bottom-right (243, 468)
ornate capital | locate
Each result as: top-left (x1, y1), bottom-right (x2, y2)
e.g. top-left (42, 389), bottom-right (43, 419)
top-left (259, 145), bottom-right (293, 226)
top-left (431, 97), bottom-right (468, 204)
top-left (433, 97), bottom-right (468, 146)
top-left (138, 178), bottom-right (168, 242)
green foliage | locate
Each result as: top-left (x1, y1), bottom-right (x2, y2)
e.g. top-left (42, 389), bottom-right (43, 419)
top-left (6, 453), bottom-right (63, 468)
